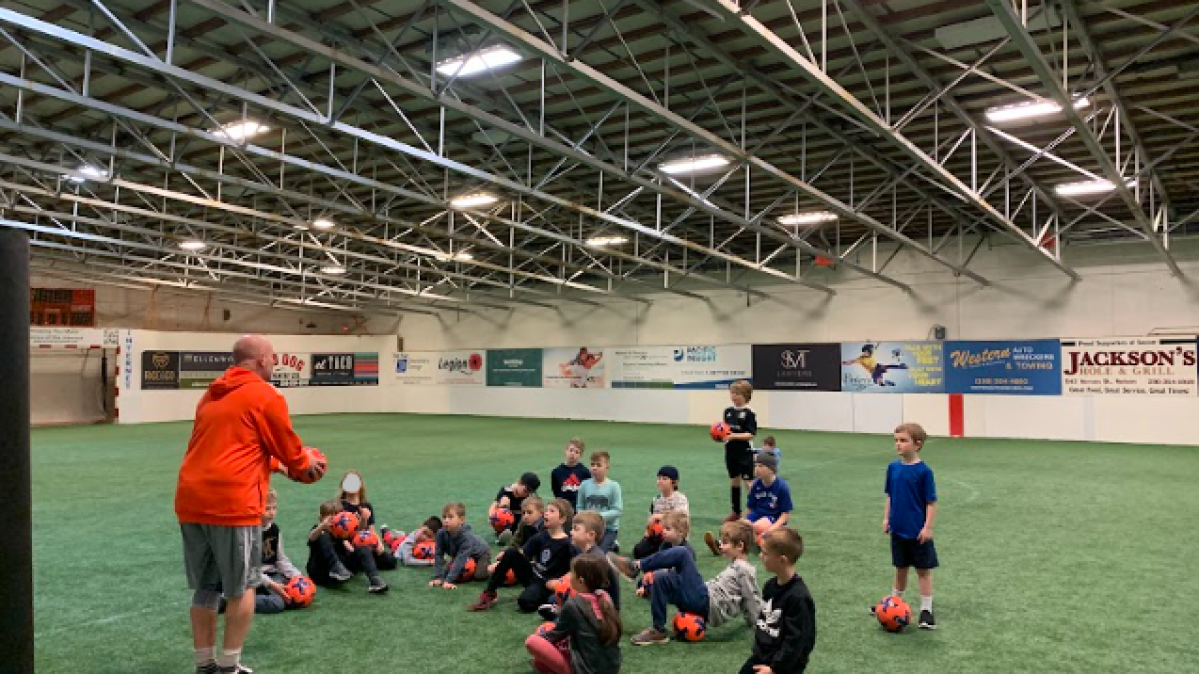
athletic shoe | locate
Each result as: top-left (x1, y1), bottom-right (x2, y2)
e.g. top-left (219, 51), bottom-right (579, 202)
top-left (630, 628), bottom-right (671, 646)
top-left (919, 609), bottom-right (936, 629)
top-left (704, 531), bottom-right (721, 556)
top-left (196, 664), bottom-right (219, 674)
top-left (368, 577), bottom-right (389, 594)
top-left (537, 603), bottom-right (558, 621)
top-left (468, 590), bottom-right (498, 611)
top-left (219, 666), bottom-right (254, 674)
top-left (329, 562), bottom-right (353, 582)
top-left (605, 552), bottom-right (638, 581)
top-left (722, 513), bottom-right (740, 524)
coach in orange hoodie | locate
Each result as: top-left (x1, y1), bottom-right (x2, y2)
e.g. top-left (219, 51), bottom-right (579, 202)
top-left (176, 334), bottom-right (326, 674)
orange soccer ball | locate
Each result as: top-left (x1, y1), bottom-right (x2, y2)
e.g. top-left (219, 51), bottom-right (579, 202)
top-left (460, 557), bottom-right (478, 582)
top-left (874, 595), bottom-right (912, 633)
top-left (710, 422), bottom-right (730, 442)
top-left (535, 621), bottom-right (557, 637)
top-left (645, 521), bottom-right (664, 541)
top-left (505, 569), bottom-right (518, 586)
top-left (328, 511), bottom-right (360, 539)
top-left (550, 574), bottom-right (576, 605)
top-left (490, 508), bottom-right (516, 534)
top-left (283, 576), bottom-right (316, 608)
top-left (673, 612), bottom-right (707, 642)
top-left (383, 530), bottom-right (406, 553)
top-left (353, 529), bottom-right (379, 549)
top-left (413, 540), bottom-right (436, 560)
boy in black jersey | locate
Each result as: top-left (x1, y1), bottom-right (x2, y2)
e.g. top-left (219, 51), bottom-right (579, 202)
top-left (722, 380), bottom-right (758, 523)
top-left (741, 527), bottom-right (816, 674)
top-left (468, 498), bottom-right (575, 612)
top-left (550, 437), bottom-right (591, 511)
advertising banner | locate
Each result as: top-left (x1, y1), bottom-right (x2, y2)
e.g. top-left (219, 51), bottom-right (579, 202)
top-left (271, 352), bottom-right (312, 388)
top-left (944, 340), bottom-right (1061, 395)
top-left (394, 352), bottom-right (436, 386)
top-left (840, 341), bottom-right (944, 393)
top-left (30, 327), bottom-right (107, 348)
top-left (1060, 337), bottom-right (1197, 396)
top-left (179, 352), bottom-right (236, 389)
top-left (607, 345), bottom-right (752, 389)
top-left (433, 350), bottom-right (487, 386)
top-left (486, 348), bottom-right (543, 387)
top-left (141, 350), bottom-right (180, 390)
top-left (543, 347), bottom-right (606, 388)
top-left (751, 343), bottom-right (841, 391)
top-left (309, 353), bottom-right (379, 387)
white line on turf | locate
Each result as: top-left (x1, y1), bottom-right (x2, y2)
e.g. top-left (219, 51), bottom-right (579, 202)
top-left (35, 606), bottom-right (160, 637)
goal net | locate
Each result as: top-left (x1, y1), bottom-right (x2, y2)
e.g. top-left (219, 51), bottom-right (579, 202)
top-left (31, 348), bottom-right (113, 426)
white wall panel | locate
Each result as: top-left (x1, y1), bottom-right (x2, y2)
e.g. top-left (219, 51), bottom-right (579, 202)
top-left (902, 394), bottom-right (950, 436)
top-left (766, 391), bottom-right (855, 432)
top-left (852, 395), bottom-right (905, 434)
top-left (975, 395), bottom-right (1090, 441)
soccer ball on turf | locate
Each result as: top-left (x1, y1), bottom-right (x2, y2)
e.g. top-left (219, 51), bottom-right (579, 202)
top-left (490, 508), bottom-right (516, 533)
top-left (710, 422), bottom-right (730, 442)
top-left (353, 529), bottom-right (379, 549)
top-left (673, 612), bottom-right (707, 642)
top-left (383, 530), bottom-right (406, 553)
top-left (460, 558), bottom-right (477, 582)
top-left (328, 511), bottom-right (360, 539)
top-left (874, 595), bottom-right (911, 633)
top-left (283, 576), bottom-right (316, 608)
top-left (505, 569), bottom-right (518, 586)
top-left (549, 574), bottom-right (576, 605)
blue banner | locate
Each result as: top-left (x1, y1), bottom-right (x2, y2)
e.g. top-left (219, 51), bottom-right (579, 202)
top-left (840, 341), bottom-right (944, 393)
top-left (944, 340), bottom-right (1061, 395)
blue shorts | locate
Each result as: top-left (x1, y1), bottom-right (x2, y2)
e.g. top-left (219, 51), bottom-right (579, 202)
top-left (744, 512), bottom-right (776, 525)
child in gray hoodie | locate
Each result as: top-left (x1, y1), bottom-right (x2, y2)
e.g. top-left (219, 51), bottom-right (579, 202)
top-left (429, 502), bottom-right (492, 589)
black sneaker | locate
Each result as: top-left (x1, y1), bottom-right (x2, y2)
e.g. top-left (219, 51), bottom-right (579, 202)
top-left (218, 666), bottom-right (254, 674)
top-left (196, 664), bottom-right (219, 674)
top-left (919, 609), bottom-right (936, 629)
top-left (368, 577), bottom-right (390, 594)
top-left (537, 603), bottom-right (558, 621)
top-left (605, 552), bottom-right (639, 581)
top-left (329, 562), bottom-right (353, 582)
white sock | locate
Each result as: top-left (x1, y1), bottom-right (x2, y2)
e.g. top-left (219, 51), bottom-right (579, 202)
top-left (194, 647), bottom-right (215, 666)
top-left (921, 595), bottom-right (933, 612)
top-left (218, 649), bottom-right (241, 669)
top-left (891, 588), bottom-right (903, 598)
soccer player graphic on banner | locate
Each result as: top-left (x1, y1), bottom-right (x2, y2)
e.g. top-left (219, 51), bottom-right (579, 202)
top-left (561, 347), bottom-right (604, 388)
top-left (844, 343), bottom-right (909, 387)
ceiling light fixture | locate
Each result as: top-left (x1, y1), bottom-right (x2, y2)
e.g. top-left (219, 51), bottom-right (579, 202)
top-left (312, 218), bottom-right (336, 230)
top-left (213, 120), bottom-right (270, 141)
top-left (778, 211), bottom-right (838, 226)
top-left (435, 45), bottom-right (522, 78)
top-left (658, 154), bottom-right (730, 176)
top-left (985, 96), bottom-right (1089, 123)
top-left (178, 240), bottom-right (207, 251)
top-left (320, 265), bottom-right (347, 275)
top-left (451, 193), bottom-right (499, 208)
top-left (66, 165), bottom-right (107, 183)
top-left (1054, 178), bottom-right (1135, 197)
top-left (585, 236), bottom-right (629, 246)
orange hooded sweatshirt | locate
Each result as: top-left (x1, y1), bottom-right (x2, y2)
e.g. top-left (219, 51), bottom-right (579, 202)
top-left (175, 366), bottom-right (311, 526)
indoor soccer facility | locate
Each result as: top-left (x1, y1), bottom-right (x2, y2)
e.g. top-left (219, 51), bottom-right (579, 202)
top-left (2, 1), bottom-right (1198, 673)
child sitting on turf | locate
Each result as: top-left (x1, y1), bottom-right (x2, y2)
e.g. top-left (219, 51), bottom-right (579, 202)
top-left (740, 527), bottom-right (815, 674)
top-left (756, 435), bottom-right (781, 466)
top-left (879, 422), bottom-right (938, 629)
top-left (633, 513), bottom-right (694, 597)
top-left (632, 465), bottom-right (690, 559)
top-left (389, 516), bottom-right (442, 567)
top-left (610, 519), bottom-right (759, 645)
top-left (492, 496), bottom-right (546, 570)
top-left (525, 554), bottom-right (623, 674)
top-left (337, 470), bottom-right (398, 572)
top-left (577, 452), bottom-right (622, 553)
top-left (430, 502), bottom-right (491, 589)
top-left (254, 489), bottom-right (302, 614)
top-left (490, 471), bottom-right (542, 546)
top-left (705, 451), bottom-right (792, 555)
top-left (469, 498), bottom-right (575, 613)
top-left (551, 437), bottom-right (591, 511)
top-left (306, 498), bottom-right (390, 594)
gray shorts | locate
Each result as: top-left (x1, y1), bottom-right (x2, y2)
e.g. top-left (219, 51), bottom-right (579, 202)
top-left (181, 523), bottom-right (262, 597)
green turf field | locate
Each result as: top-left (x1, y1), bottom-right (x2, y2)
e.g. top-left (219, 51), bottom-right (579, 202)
top-left (31, 414), bottom-right (1199, 673)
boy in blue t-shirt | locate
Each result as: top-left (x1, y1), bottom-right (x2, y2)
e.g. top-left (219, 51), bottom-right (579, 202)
top-left (880, 422), bottom-right (938, 629)
top-left (706, 451), bottom-right (792, 555)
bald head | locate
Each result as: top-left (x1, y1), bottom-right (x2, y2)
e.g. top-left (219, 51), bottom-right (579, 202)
top-left (233, 334), bottom-right (275, 380)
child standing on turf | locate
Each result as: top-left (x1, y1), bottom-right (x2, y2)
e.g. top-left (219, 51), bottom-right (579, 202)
top-left (881, 422), bottom-right (938, 629)
top-left (254, 489), bottom-right (301, 614)
top-left (337, 471), bottom-right (398, 573)
top-left (469, 498), bottom-right (575, 612)
top-left (577, 452), bottom-right (622, 552)
top-left (431, 502), bottom-right (492, 589)
top-left (722, 380), bottom-right (758, 523)
top-left (490, 471), bottom-right (542, 546)
top-left (525, 554), bottom-right (623, 674)
top-left (756, 436), bottom-right (781, 466)
top-left (609, 519), bottom-right (760, 645)
top-left (741, 527), bottom-right (816, 674)
top-left (551, 437), bottom-right (591, 511)
top-left (632, 465), bottom-right (690, 559)
top-left (306, 498), bottom-right (389, 593)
